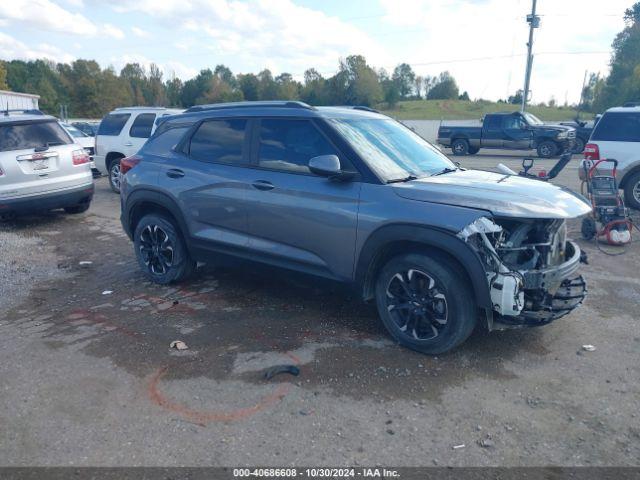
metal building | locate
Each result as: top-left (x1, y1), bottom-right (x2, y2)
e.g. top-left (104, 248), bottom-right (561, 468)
top-left (0, 89), bottom-right (40, 110)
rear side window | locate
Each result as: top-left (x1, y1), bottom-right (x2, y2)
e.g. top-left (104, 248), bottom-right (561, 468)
top-left (258, 119), bottom-right (337, 173)
top-left (129, 113), bottom-right (156, 138)
top-left (0, 121), bottom-right (72, 152)
top-left (98, 113), bottom-right (131, 136)
top-left (591, 112), bottom-right (640, 142)
top-left (189, 119), bottom-right (247, 164)
top-left (484, 115), bottom-right (502, 129)
top-left (143, 126), bottom-right (189, 156)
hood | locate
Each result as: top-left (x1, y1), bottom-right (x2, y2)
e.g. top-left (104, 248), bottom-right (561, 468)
top-left (393, 169), bottom-right (591, 219)
top-left (531, 123), bottom-right (574, 134)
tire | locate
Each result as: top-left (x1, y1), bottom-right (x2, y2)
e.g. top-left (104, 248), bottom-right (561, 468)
top-left (108, 157), bottom-right (123, 193)
top-left (467, 146), bottom-right (480, 155)
top-left (581, 217), bottom-right (596, 240)
top-left (133, 214), bottom-right (196, 284)
top-left (536, 141), bottom-right (558, 158)
top-left (572, 137), bottom-right (586, 154)
top-left (375, 253), bottom-right (477, 355)
top-left (451, 139), bottom-right (469, 156)
top-left (64, 203), bottom-right (90, 214)
top-left (623, 171), bottom-right (640, 210)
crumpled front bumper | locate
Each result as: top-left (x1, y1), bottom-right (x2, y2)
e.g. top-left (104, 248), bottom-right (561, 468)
top-left (494, 241), bottom-right (587, 329)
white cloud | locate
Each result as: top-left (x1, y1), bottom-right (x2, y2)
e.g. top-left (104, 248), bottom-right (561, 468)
top-left (0, 32), bottom-right (75, 63)
top-left (106, 0), bottom-right (391, 77)
top-left (378, 0), bottom-right (627, 104)
top-left (103, 23), bottom-right (125, 39)
top-left (131, 26), bottom-right (150, 38)
top-left (0, 0), bottom-right (96, 36)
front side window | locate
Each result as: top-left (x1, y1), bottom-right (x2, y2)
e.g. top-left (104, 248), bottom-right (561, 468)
top-left (0, 120), bottom-right (73, 152)
top-left (258, 119), bottom-right (338, 173)
top-left (97, 113), bottom-right (131, 136)
top-left (591, 112), bottom-right (640, 142)
top-left (503, 116), bottom-right (524, 129)
top-left (329, 118), bottom-right (455, 182)
top-left (189, 119), bottom-right (247, 164)
top-left (129, 113), bottom-right (156, 138)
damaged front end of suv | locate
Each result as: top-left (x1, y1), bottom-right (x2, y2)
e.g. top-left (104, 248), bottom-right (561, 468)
top-left (458, 216), bottom-right (587, 330)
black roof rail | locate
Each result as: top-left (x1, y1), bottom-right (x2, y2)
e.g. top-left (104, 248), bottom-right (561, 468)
top-left (351, 106), bottom-right (380, 113)
top-left (185, 101), bottom-right (315, 113)
top-left (3, 108), bottom-right (45, 117)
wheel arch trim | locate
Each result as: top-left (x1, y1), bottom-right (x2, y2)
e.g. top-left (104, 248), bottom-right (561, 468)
top-left (355, 224), bottom-right (492, 310)
top-left (122, 188), bottom-right (190, 243)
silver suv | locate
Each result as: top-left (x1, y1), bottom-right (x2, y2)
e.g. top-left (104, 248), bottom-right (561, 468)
top-left (0, 112), bottom-right (94, 220)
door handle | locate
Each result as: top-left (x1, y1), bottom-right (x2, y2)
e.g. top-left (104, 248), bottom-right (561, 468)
top-left (166, 168), bottom-right (185, 179)
top-left (252, 180), bottom-right (275, 191)
top-left (124, 142), bottom-right (133, 147)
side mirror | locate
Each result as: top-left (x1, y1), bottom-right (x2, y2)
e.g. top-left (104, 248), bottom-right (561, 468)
top-left (309, 155), bottom-right (354, 181)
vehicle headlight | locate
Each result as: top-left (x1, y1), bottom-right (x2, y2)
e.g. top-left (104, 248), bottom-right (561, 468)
top-left (556, 131), bottom-right (568, 139)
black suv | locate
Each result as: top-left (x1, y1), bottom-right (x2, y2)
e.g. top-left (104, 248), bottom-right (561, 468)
top-left (120, 101), bottom-right (590, 354)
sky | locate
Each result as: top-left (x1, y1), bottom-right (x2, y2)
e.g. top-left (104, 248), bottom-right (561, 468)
top-left (0, 0), bottom-right (633, 104)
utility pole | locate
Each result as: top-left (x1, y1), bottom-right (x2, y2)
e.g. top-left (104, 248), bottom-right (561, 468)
top-left (521, 0), bottom-right (540, 113)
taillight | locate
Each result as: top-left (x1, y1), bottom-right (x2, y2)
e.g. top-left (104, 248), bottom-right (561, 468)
top-left (120, 155), bottom-right (142, 175)
top-left (584, 143), bottom-right (600, 160)
top-left (72, 149), bottom-right (90, 165)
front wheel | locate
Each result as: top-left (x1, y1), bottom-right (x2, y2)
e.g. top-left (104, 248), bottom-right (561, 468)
top-left (133, 214), bottom-right (196, 284)
top-left (537, 141), bottom-right (558, 158)
top-left (623, 171), bottom-right (640, 210)
top-left (572, 137), bottom-right (586, 154)
top-left (375, 253), bottom-right (477, 355)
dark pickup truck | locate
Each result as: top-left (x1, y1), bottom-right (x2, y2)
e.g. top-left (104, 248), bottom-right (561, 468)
top-left (437, 111), bottom-right (576, 158)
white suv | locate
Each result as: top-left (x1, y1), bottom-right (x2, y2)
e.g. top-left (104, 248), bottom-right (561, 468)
top-left (0, 112), bottom-right (93, 220)
top-left (94, 107), bottom-right (183, 192)
top-left (582, 106), bottom-right (640, 209)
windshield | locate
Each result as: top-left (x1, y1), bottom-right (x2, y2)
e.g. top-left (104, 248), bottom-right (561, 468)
top-left (63, 123), bottom-right (87, 138)
top-left (329, 118), bottom-right (456, 181)
top-left (523, 112), bottom-right (543, 125)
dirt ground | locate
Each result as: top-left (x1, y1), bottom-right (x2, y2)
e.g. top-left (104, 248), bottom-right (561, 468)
top-left (0, 152), bottom-right (639, 467)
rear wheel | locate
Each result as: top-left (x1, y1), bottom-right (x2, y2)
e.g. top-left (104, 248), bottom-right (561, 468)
top-left (108, 157), bottom-right (123, 193)
top-left (451, 139), bottom-right (469, 156)
top-left (375, 253), bottom-right (477, 355)
top-left (133, 214), bottom-right (196, 284)
top-left (581, 217), bottom-right (597, 240)
top-left (537, 141), bottom-right (557, 158)
top-left (623, 171), bottom-right (640, 210)
top-left (468, 146), bottom-right (480, 155)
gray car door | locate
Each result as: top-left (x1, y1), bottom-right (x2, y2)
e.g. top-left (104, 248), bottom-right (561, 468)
top-left (244, 118), bottom-right (361, 281)
top-left (159, 118), bottom-right (254, 250)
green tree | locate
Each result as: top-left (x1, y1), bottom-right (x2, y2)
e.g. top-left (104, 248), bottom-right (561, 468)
top-left (165, 77), bottom-right (183, 107)
top-left (300, 68), bottom-right (327, 105)
top-left (427, 71), bottom-right (459, 100)
top-left (392, 63), bottom-right (415, 98)
top-left (338, 55), bottom-right (382, 106)
top-left (257, 69), bottom-right (279, 100)
top-left (0, 61), bottom-right (8, 90)
top-left (275, 72), bottom-right (300, 99)
top-left (237, 73), bottom-right (260, 101)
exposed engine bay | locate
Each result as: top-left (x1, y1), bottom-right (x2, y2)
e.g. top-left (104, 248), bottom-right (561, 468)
top-left (458, 217), bottom-right (587, 329)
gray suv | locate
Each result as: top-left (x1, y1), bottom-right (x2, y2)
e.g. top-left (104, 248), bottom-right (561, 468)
top-left (120, 101), bottom-right (591, 354)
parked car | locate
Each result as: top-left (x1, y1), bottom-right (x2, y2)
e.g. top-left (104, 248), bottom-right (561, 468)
top-left (61, 122), bottom-right (101, 178)
top-left (119, 101), bottom-right (591, 355)
top-left (437, 111), bottom-right (576, 158)
top-left (72, 121), bottom-right (99, 137)
top-left (581, 106), bottom-right (640, 209)
top-left (94, 107), bottom-right (182, 192)
top-left (559, 118), bottom-right (596, 154)
top-left (0, 112), bottom-right (94, 220)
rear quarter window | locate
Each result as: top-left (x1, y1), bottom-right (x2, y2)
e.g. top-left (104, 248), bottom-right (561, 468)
top-left (0, 120), bottom-right (73, 152)
top-left (142, 126), bottom-right (190, 156)
top-left (591, 112), bottom-right (640, 142)
top-left (98, 113), bottom-right (131, 136)
top-left (129, 113), bottom-right (156, 138)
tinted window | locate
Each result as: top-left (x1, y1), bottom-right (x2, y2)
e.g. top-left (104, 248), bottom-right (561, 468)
top-left (0, 120), bottom-right (72, 152)
top-left (591, 112), bottom-right (640, 142)
top-left (484, 115), bottom-right (502, 129)
top-left (503, 116), bottom-right (524, 129)
top-left (129, 113), bottom-right (156, 138)
top-left (189, 119), bottom-right (247, 164)
top-left (258, 119), bottom-right (337, 173)
top-left (143, 126), bottom-right (189, 156)
top-left (98, 113), bottom-right (131, 136)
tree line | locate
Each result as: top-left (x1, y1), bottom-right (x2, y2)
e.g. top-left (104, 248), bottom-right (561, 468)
top-left (0, 54), bottom-right (467, 118)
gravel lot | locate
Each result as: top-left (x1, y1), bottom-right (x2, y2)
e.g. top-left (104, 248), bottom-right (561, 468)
top-left (0, 151), bottom-right (639, 467)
